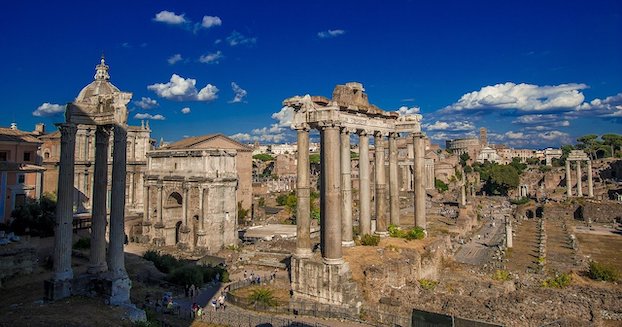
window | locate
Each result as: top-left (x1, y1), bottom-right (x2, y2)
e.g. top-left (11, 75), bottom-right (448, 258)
top-left (23, 152), bottom-right (32, 162)
top-left (0, 151), bottom-right (7, 161)
top-left (18, 174), bottom-right (25, 184)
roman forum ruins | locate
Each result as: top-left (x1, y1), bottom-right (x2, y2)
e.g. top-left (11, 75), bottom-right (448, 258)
top-left (284, 82), bottom-right (426, 307)
top-left (44, 57), bottom-right (134, 306)
top-left (565, 150), bottom-right (594, 198)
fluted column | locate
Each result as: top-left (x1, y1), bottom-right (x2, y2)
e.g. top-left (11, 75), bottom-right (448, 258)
top-left (53, 123), bottom-right (77, 282)
top-left (389, 133), bottom-right (400, 227)
top-left (358, 131), bottom-right (371, 236)
top-left (320, 125), bottom-right (343, 264)
top-left (88, 125), bottom-right (110, 274)
top-left (198, 186), bottom-right (205, 230)
top-left (341, 128), bottom-right (354, 247)
top-left (295, 127), bottom-right (312, 258)
top-left (143, 184), bottom-right (150, 222)
top-left (407, 142), bottom-right (414, 191)
top-left (107, 124), bottom-right (128, 279)
top-left (587, 160), bottom-right (593, 197)
top-left (576, 161), bottom-right (583, 197)
top-left (565, 160), bottom-right (572, 197)
top-left (374, 132), bottom-right (388, 236)
top-left (413, 133), bottom-right (426, 231)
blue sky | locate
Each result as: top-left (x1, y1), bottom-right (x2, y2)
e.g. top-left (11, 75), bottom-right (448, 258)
top-left (1, 0), bottom-right (621, 148)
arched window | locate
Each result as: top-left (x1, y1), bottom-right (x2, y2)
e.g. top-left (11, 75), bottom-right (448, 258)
top-left (166, 192), bottom-right (183, 207)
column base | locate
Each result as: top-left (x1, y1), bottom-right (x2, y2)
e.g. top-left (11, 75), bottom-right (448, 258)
top-left (87, 262), bottom-right (108, 275)
top-left (374, 231), bottom-right (389, 237)
top-left (294, 248), bottom-right (313, 259)
top-left (105, 276), bottom-right (132, 306)
top-left (44, 278), bottom-right (72, 301)
top-left (341, 240), bottom-right (355, 248)
top-left (322, 257), bottom-right (344, 265)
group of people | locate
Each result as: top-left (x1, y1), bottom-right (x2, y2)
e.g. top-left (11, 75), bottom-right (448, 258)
top-left (243, 268), bottom-right (279, 285)
top-left (210, 293), bottom-right (227, 312)
top-left (185, 284), bottom-right (200, 300)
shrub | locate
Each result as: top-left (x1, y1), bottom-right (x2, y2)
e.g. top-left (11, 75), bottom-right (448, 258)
top-left (492, 269), bottom-right (511, 281)
top-left (9, 194), bottom-right (56, 237)
top-left (168, 266), bottom-right (204, 287)
top-left (434, 179), bottom-right (449, 193)
top-left (388, 224), bottom-right (406, 238)
top-left (510, 197), bottom-right (530, 205)
top-left (253, 154), bottom-right (274, 162)
top-left (360, 234), bottom-right (380, 246)
top-left (143, 250), bottom-right (184, 274)
top-left (541, 273), bottom-right (571, 288)
top-left (419, 279), bottom-right (439, 291)
top-left (405, 227), bottom-right (425, 240)
top-left (588, 261), bottom-right (620, 282)
top-left (248, 287), bottom-right (277, 307)
top-left (73, 237), bottom-right (91, 250)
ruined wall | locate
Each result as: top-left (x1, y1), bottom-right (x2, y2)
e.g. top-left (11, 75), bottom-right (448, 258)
top-left (0, 245), bottom-right (37, 284)
top-left (543, 201), bottom-right (622, 223)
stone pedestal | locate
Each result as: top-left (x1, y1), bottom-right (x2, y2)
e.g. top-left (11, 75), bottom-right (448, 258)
top-left (105, 276), bottom-right (132, 306)
top-left (195, 230), bottom-right (208, 250)
top-left (44, 278), bottom-right (73, 301)
top-left (290, 257), bottom-right (361, 311)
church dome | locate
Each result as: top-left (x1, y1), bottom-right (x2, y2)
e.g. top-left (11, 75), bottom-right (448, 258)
top-left (75, 56), bottom-right (121, 102)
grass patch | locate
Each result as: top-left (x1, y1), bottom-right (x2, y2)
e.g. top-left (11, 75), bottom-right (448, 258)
top-left (588, 261), bottom-right (620, 282)
top-left (492, 269), bottom-right (511, 281)
top-left (541, 272), bottom-right (572, 288)
top-left (360, 234), bottom-right (380, 246)
top-left (418, 279), bottom-right (439, 291)
top-left (248, 287), bottom-right (277, 307)
top-left (388, 224), bottom-right (425, 240)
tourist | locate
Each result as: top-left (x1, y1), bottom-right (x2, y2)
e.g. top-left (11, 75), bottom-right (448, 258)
top-left (211, 298), bottom-right (217, 311)
top-left (197, 306), bottom-right (203, 320)
top-left (243, 270), bottom-right (247, 280)
top-left (191, 302), bottom-right (198, 318)
top-left (219, 295), bottom-right (226, 312)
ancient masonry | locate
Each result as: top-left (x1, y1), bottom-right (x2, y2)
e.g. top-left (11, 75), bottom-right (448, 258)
top-left (284, 82), bottom-right (426, 309)
top-left (44, 57), bottom-right (139, 313)
top-left (565, 150), bottom-right (594, 198)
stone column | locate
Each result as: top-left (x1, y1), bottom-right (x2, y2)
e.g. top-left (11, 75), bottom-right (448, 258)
top-left (374, 132), bottom-right (388, 236)
top-left (388, 132), bottom-right (400, 227)
top-left (320, 125), bottom-right (343, 264)
top-left (157, 185), bottom-right (163, 224)
top-left (576, 161), bottom-right (583, 197)
top-left (506, 218), bottom-right (513, 248)
top-left (88, 125), bottom-right (110, 274)
top-left (413, 133), bottom-right (426, 231)
top-left (340, 128), bottom-right (354, 247)
top-left (295, 127), bottom-right (312, 258)
top-left (460, 169), bottom-right (467, 207)
top-left (180, 184), bottom-right (191, 247)
top-left (587, 160), bottom-right (594, 197)
top-left (53, 123), bottom-right (77, 283)
top-left (198, 186), bottom-right (205, 230)
top-left (407, 142), bottom-right (414, 191)
top-left (143, 184), bottom-right (150, 223)
top-left (565, 160), bottom-right (572, 197)
top-left (107, 125), bottom-right (128, 280)
top-left (358, 131), bottom-right (371, 236)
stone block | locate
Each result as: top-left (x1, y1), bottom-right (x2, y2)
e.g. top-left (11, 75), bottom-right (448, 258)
top-left (44, 278), bottom-right (72, 301)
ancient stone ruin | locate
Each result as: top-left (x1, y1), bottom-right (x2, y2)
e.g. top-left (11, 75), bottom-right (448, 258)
top-left (283, 82), bottom-right (427, 309)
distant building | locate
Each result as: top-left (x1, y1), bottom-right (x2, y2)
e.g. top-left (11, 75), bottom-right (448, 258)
top-left (477, 146), bottom-right (501, 163)
top-left (270, 143), bottom-right (297, 155)
top-left (0, 124), bottom-right (45, 222)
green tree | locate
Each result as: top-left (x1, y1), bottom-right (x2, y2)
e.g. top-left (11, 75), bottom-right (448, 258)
top-left (309, 153), bottom-right (320, 164)
top-left (486, 164), bottom-right (519, 195)
top-left (602, 134), bottom-right (622, 158)
top-left (9, 194), bottom-right (56, 236)
top-left (434, 179), bottom-right (449, 193)
top-left (459, 153), bottom-right (470, 167)
top-left (576, 134), bottom-right (600, 160)
top-left (509, 157), bottom-right (527, 174)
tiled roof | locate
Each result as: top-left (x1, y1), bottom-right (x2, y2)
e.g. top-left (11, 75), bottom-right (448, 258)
top-left (0, 128), bottom-right (42, 144)
top-left (164, 133), bottom-right (252, 151)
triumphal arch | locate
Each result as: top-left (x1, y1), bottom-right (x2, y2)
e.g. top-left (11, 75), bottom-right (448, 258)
top-left (45, 57), bottom-right (135, 308)
top-left (284, 82), bottom-right (426, 309)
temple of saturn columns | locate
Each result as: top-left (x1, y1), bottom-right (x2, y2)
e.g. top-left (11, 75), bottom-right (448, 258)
top-left (284, 82), bottom-right (427, 308)
top-left (44, 57), bottom-right (137, 309)
top-left (565, 150), bottom-right (594, 198)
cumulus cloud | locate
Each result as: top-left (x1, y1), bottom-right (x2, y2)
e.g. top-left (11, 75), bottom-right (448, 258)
top-left (424, 120), bottom-right (475, 131)
top-left (575, 92), bottom-right (622, 118)
top-left (181, 107), bottom-right (191, 114)
top-left (318, 29), bottom-right (345, 38)
top-left (441, 82), bottom-right (588, 114)
top-left (538, 130), bottom-right (570, 142)
top-left (148, 74), bottom-right (218, 101)
top-left (168, 54), bottom-right (183, 65)
top-left (226, 31), bottom-right (256, 46)
top-left (134, 97), bottom-right (158, 109)
top-left (201, 16), bottom-right (222, 28)
top-left (271, 106), bottom-right (294, 128)
top-left (32, 103), bottom-right (65, 117)
top-left (153, 11), bottom-right (187, 24)
top-left (395, 106), bottom-right (420, 116)
top-left (504, 131), bottom-right (526, 140)
top-left (229, 82), bottom-right (248, 103)
top-left (230, 106), bottom-right (295, 144)
top-left (134, 113), bottom-right (165, 120)
top-left (199, 51), bottom-right (223, 64)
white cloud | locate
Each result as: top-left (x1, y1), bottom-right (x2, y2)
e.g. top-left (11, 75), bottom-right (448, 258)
top-left (229, 82), bottom-right (248, 103)
top-left (153, 11), bottom-right (187, 25)
top-left (504, 131), bottom-right (526, 140)
top-left (230, 106), bottom-right (296, 144)
top-left (226, 31), bottom-right (256, 46)
top-left (441, 82), bottom-right (587, 114)
top-left (199, 51), bottom-right (223, 64)
top-left (395, 105), bottom-right (420, 116)
top-left (201, 16), bottom-right (222, 28)
top-left (134, 113), bottom-right (166, 120)
top-left (271, 106), bottom-right (294, 128)
top-left (318, 29), bottom-right (346, 38)
top-left (32, 103), bottom-right (65, 117)
top-left (538, 130), bottom-right (570, 142)
top-left (424, 120), bottom-right (474, 131)
top-left (134, 97), bottom-right (158, 109)
top-left (168, 54), bottom-right (183, 65)
top-left (575, 92), bottom-right (622, 118)
top-left (230, 133), bottom-right (252, 141)
top-left (181, 107), bottom-right (191, 114)
top-left (147, 74), bottom-right (218, 101)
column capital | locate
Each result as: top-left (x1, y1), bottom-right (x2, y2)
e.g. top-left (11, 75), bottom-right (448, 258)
top-left (340, 127), bottom-right (355, 135)
top-left (412, 131), bottom-right (424, 138)
top-left (294, 123), bottom-right (310, 132)
top-left (95, 125), bottom-right (112, 145)
top-left (388, 132), bottom-right (399, 139)
top-left (357, 129), bottom-right (370, 136)
top-left (317, 121), bottom-right (341, 129)
top-left (374, 131), bottom-right (387, 137)
top-left (58, 123), bottom-right (77, 139)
